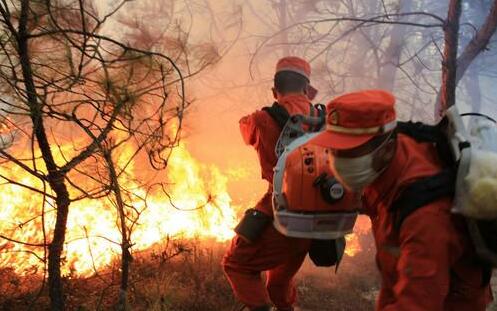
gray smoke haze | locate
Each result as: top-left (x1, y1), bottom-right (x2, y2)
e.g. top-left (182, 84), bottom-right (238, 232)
top-left (97, 0), bottom-right (497, 205)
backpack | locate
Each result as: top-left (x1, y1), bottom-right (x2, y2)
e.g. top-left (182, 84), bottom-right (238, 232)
top-left (263, 101), bottom-right (351, 268)
top-left (233, 103), bottom-right (327, 247)
top-left (391, 108), bottom-right (497, 282)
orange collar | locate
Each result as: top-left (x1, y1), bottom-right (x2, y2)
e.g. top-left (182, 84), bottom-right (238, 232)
top-left (277, 94), bottom-right (311, 115)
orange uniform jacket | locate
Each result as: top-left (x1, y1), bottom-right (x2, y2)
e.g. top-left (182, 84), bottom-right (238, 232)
top-left (363, 134), bottom-right (491, 311)
top-left (239, 94), bottom-right (312, 215)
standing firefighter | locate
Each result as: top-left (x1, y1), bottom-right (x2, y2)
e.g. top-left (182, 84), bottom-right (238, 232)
top-left (310, 89), bottom-right (492, 310)
top-left (222, 57), bottom-right (317, 311)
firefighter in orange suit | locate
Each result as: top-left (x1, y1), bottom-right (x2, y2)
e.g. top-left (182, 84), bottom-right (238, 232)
top-left (222, 57), bottom-right (318, 311)
top-left (310, 90), bottom-right (492, 311)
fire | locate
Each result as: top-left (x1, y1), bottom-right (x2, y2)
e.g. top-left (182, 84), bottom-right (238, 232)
top-left (345, 234), bottom-right (361, 257)
top-left (0, 133), bottom-right (368, 277)
top-left (0, 140), bottom-right (237, 277)
top-left (345, 216), bottom-right (371, 257)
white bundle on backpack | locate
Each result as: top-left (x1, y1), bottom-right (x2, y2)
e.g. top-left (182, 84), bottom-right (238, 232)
top-left (463, 149), bottom-right (497, 218)
top-left (452, 113), bottom-right (497, 219)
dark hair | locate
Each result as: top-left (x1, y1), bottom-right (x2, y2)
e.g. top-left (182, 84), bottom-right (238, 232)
top-left (274, 71), bottom-right (309, 95)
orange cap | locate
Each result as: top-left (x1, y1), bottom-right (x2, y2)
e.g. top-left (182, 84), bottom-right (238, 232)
top-left (276, 56), bottom-right (311, 80)
top-left (275, 56), bottom-right (318, 99)
top-left (310, 90), bottom-right (397, 150)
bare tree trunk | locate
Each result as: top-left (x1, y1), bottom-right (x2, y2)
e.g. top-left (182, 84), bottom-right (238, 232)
top-left (46, 183), bottom-right (70, 311)
top-left (456, 0), bottom-right (497, 83)
top-left (435, 0), bottom-right (497, 117)
top-left (378, 0), bottom-right (413, 91)
top-left (18, 1), bottom-right (70, 310)
top-left (437, 0), bottom-right (462, 117)
top-left (103, 150), bottom-right (131, 311)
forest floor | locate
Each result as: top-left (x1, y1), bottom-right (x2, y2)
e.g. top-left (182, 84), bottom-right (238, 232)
top-left (1, 232), bottom-right (496, 311)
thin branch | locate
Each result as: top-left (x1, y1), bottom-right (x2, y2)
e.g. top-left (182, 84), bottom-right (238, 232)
top-left (250, 12), bottom-right (444, 77)
top-left (0, 234), bottom-right (47, 247)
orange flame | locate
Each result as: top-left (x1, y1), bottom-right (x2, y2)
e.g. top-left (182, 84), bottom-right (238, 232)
top-left (0, 136), bottom-right (368, 277)
top-left (344, 216), bottom-right (371, 257)
top-left (0, 141), bottom-right (237, 277)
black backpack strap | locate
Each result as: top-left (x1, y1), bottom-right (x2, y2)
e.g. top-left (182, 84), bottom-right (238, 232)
top-left (315, 103), bottom-right (326, 117)
top-left (397, 119), bottom-right (456, 167)
top-left (262, 102), bottom-right (290, 129)
top-left (391, 169), bottom-right (456, 231)
top-left (263, 102), bottom-right (326, 131)
top-left (467, 218), bottom-right (497, 285)
top-left (396, 121), bottom-right (443, 143)
top-left (314, 104), bottom-right (326, 130)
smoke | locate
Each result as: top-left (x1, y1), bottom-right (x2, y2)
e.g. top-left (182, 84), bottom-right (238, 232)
top-left (91, 0), bottom-right (497, 217)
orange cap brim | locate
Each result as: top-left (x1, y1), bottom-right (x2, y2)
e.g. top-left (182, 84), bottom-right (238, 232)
top-left (309, 130), bottom-right (374, 150)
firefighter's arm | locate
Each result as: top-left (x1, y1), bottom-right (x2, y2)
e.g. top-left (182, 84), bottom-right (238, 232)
top-left (383, 198), bottom-right (457, 311)
top-left (239, 113), bottom-right (260, 146)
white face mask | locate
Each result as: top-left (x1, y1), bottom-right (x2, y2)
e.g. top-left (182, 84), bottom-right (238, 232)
top-left (331, 135), bottom-right (392, 192)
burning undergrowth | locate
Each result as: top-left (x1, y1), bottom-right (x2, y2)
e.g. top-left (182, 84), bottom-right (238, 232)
top-left (0, 124), bottom-right (374, 310)
top-left (0, 140), bottom-right (238, 275)
top-left (0, 232), bottom-right (378, 311)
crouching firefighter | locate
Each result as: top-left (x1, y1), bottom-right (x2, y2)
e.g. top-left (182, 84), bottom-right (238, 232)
top-left (222, 57), bottom-right (360, 311)
top-left (309, 89), bottom-right (493, 311)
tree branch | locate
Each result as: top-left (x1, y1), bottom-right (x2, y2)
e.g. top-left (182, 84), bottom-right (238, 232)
top-left (455, 0), bottom-right (497, 84)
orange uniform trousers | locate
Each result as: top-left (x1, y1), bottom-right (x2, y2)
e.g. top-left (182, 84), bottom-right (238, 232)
top-left (223, 212), bottom-right (310, 309)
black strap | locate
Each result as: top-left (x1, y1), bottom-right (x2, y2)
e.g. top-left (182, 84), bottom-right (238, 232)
top-left (263, 102), bottom-right (325, 131)
top-left (396, 119), bottom-right (456, 166)
top-left (391, 169), bottom-right (456, 231)
top-left (314, 104), bottom-right (326, 131)
top-left (396, 121), bottom-right (443, 143)
top-left (470, 218), bottom-right (497, 274)
top-left (262, 102), bottom-right (290, 129)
